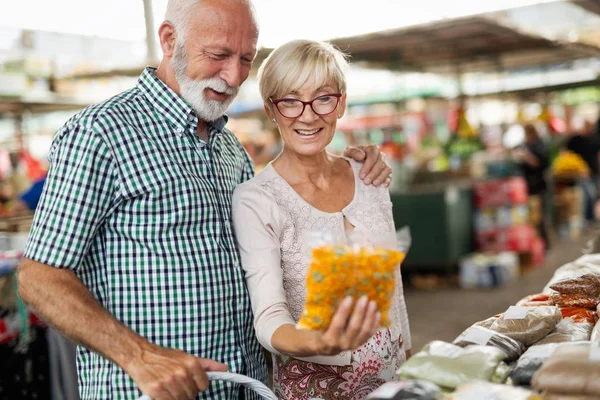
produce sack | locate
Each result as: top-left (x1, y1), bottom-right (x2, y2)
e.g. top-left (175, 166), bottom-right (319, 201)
top-left (511, 343), bottom-right (561, 385)
top-left (297, 228), bottom-right (411, 330)
top-left (551, 293), bottom-right (599, 309)
top-left (365, 380), bottom-right (442, 400)
top-left (543, 262), bottom-right (600, 294)
top-left (591, 320), bottom-right (600, 342)
top-left (532, 342), bottom-right (600, 397)
top-left (516, 293), bottom-right (554, 307)
top-left (544, 394), bottom-right (600, 400)
top-left (453, 325), bottom-right (526, 362)
top-left (474, 314), bottom-right (502, 329)
top-left (549, 273), bottom-right (600, 297)
top-left (489, 306), bottom-right (561, 346)
top-left (533, 318), bottom-right (593, 345)
top-left (449, 382), bottom-right (542, 400)
top-left (397, 341), bottom-right (506, 390)
top-left (490, 361), bottom-right (512, 384)
top-left (560, 307), bottom-right (598, 324)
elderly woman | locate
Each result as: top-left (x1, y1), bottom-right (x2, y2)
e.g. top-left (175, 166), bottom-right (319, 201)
top-left (232, 39), bottom-right (411, 400)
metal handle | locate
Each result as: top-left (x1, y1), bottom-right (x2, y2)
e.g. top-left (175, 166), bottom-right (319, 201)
top-left (137, 371), bottom-right (277, 400)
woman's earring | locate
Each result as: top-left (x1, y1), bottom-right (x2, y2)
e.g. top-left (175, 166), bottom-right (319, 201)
top-left (337, 114), bottom-right (341, 118)
top-left (272, 118), bottom-right (276, 123)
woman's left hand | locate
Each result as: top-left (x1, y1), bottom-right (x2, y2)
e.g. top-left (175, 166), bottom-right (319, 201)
top-left (343, 145), bottom-right (392, 187)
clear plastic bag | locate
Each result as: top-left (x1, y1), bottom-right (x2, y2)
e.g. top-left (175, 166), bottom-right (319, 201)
top-left (297, 228), bottom-right (411, 331)
top-left (550, 273), bottom-right (600, 297)
top-left (490, 306), bottom-right (562, 346)
top-left (449, 382), bottom-right (542, 400)
top-left (532, 342), bottom-right (600, 396)
top-left (453, 326), bottom-right (526, 362)
top-left (551, 293), bottom-right (599, 309)
top-left (397, 341), bottom-right (507, 390)
top-left (516, 293), bottom-right (554, 307)
top-left (511, 343), bottom-right (561, 386)
top-left (365, 380), bottom-right (442, 400)
top-left (560, 307), bottom-right (598, 324)
top-left (591, 321), bottom-right (600, 342)
top-left (534, 318), bottom-right (593, 345)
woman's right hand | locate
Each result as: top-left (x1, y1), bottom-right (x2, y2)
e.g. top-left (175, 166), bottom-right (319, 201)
top-left (314, 296), bottom-right (380, 355)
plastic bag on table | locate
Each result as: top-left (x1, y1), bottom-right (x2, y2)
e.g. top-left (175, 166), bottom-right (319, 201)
top-left (297, 228), bottom-right (411, 330)
top-left (448, 382), bottom-right (542, 400)
top-left (532, 342), bottom-right (600, 397)
top-left (590, 320), bottom-right (600, 342)
top-left (453, 325), bottom-right (526, 362)
top-left (489, 306), bottom-right (562, 346)
top-left (534, 318), bottom-right (593, 345)
top-left (397, 341), bottom-right (507, 390)
top-left (543, 394), bottom-right (600, 400)
top-left (551, 293), bottom-right (599, 309)
top-left (474, 314), bottom-right (502, 329)
top-left (550, 273), bottom-right (600, 297)
top-left (490, 361), bottom-right (513, 384)
top-left (560, 307), bottom-right (598, 324)
top-left (364, 380), bottom-right (442, 400)
top-left (511, 343), bottom-right (561, 385)
top-left (543, 262), bottom-right (599, 294)
top-left (516, 293), bottom-right (554, 307)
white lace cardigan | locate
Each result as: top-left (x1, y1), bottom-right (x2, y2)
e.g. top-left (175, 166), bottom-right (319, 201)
top-left (232, 158), bottom-right (411, 366)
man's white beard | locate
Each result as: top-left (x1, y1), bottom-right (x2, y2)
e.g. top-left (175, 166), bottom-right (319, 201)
top-left (172, 42), bottom-right (239, 122)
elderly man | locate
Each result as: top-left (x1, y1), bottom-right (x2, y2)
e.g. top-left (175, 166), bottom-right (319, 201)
top-left (16, 1), bottom-right (391, 399)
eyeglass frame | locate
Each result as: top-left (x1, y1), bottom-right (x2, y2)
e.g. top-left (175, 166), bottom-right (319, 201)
top-left (269, 93), bottom-right (343, 119)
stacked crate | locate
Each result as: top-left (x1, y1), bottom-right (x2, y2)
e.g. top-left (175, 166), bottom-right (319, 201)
top-left (473, 177), bottom-right (545, 268)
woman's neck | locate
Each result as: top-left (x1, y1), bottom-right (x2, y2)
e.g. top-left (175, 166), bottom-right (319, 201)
top-left (273, 148), bottom-right (336, 186)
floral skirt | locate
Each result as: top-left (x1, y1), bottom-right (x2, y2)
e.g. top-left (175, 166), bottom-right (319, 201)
top-left (272, 329), bottom-right (404, 400)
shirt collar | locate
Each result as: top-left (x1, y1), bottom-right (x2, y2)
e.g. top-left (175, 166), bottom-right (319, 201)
top-left (137, 67), bottom-right (229, 135)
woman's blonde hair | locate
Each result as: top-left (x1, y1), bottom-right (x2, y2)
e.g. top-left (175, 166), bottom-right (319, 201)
top-left (257, 39), bottom-right (349, 112)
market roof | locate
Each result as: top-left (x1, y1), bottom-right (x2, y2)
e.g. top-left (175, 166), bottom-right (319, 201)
top-left (326, 16), bottom-right (600, 74)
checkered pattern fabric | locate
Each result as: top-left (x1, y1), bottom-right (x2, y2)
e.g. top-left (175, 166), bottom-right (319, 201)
top-left (24, 67), bottom-right (267, 399)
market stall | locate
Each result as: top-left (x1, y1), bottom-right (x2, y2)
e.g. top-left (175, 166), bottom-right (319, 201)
top-left (319, 16), bottom-right (600, 274)
top-left (366, 250), bottom-right (600, 399)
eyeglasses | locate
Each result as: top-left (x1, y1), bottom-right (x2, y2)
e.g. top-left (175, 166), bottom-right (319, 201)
top-left (270, 93), bottom-right (342, 119)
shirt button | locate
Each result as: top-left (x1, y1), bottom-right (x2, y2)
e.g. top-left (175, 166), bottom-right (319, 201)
top-left (176, 127), bottom-right (184, 136)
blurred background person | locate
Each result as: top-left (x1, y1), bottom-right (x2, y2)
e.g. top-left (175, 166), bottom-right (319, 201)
top-left (515, 124), bottom-right (551, 249)
top-left (565, 118), bottom-right (600, 222)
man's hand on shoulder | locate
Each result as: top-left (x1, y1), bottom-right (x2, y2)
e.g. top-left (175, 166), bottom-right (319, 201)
top-left (343, 145), bottom-right (392, 187)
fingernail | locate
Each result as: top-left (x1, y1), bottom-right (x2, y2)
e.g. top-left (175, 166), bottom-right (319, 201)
top-left (373, 180), bottom-right (381, 186)
top-left (344, 296), bottom-right (353, 304)
top-left (364, 179), bottom-right (372, 185)
top-left (360, 295), bottom-right (369, 305)
top-left (360, 173), bottom-right (366, 179)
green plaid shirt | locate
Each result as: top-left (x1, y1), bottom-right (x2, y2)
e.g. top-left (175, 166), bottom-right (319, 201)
top-left (24, 67), bottom-right (267, 399)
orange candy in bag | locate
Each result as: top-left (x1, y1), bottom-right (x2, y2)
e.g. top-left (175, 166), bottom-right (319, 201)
top-left (297, 244), bottom-right (405, 330)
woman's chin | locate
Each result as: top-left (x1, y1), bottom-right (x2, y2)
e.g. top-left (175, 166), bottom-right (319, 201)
top-left (292, 143), bottom-right (328, 157)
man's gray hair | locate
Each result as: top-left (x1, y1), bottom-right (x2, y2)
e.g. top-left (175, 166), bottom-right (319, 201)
top-left (164, 0), bottom-right (201, 43)
top-left (164, 0), bottom-right (257, 44)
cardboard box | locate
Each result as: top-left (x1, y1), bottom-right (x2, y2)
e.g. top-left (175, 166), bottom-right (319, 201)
top-left (459, 252), bottom-right (519, 289)
top-left (476, 224), bottom-right (536, 252)
top-left (474, 177), bottom-right (528, 208)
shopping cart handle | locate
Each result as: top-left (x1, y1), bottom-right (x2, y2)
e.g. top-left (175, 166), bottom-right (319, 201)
top-left (137, 371), bottom-right (277, 400)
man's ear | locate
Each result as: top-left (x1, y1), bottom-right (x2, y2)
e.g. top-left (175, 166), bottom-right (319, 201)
top-left (158, 21), bottom-right (178, 58)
